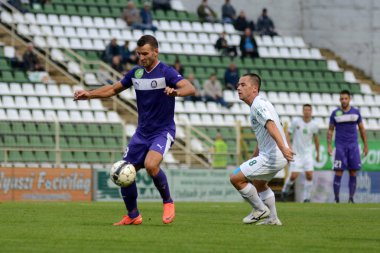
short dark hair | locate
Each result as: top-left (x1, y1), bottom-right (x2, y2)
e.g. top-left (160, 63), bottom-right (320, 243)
top-left (243, 73), bottom-right (261, 92)
top-left (137, 35), bottom-right (158, 49)
top-left (303, 104), bottom-right (312, 109)
top-left (340, 89), bottom-right (351, 96)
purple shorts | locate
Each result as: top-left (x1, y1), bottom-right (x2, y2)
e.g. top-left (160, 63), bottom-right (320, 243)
top-left (333, 143), bottom-right (361, 170)
top-left (122, 130), bottom-right (175, 166)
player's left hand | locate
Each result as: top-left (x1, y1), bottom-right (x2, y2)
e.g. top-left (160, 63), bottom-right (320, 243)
top-left (363, 145), bottom-right (369, 156)
top-left (164, 87), bottom-right (179, 97)
top-left (282, 147), bottom-right (295, 162)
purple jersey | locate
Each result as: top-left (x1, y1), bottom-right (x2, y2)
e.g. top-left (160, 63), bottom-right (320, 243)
top-left (329, 107), bottom-right (362, 145)
top-left (121, 62), bottom-right (183, 137)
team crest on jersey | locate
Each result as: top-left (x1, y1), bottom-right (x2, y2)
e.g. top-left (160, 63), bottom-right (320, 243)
top-left (135, 68), bottom-right (144, 79)
top-left (151, 80), bottom-right (157, 88)
top-left (336, 110), bottom-right (343, 116)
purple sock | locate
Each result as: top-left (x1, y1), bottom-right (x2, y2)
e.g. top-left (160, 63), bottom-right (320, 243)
top-left (121, 181), bottom-right (139, 218)
top-left (333, 174), bottom-right (342, 202)
top-left (152, 169), bottom-right (173, 203)
top-left (349, 176), bottom-right (357, 199)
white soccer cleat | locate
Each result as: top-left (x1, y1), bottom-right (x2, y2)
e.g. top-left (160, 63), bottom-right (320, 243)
top-left (256, 217), bottom-right (283, 226)
top-left (242, 206), bottom-right (270, 224)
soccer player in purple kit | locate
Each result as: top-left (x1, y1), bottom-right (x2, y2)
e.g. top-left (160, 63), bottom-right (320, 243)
top-left (74, 35), bottom-right (195, 225)
top-left (327, 90), bottom-right (368, 203)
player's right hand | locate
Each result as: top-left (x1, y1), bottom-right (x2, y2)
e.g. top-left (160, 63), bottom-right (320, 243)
top-left (327, 146), bottom-right (333, 156)
top-left (73, 90), bottom-right (90, 101)
top-left (282, 147), bottom-right (295, 162)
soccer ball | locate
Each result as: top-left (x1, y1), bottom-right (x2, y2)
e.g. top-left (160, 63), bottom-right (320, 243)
top-left (110, 161), bottom-right (136, 187)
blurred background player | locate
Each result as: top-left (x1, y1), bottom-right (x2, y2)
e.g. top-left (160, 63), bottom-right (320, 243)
top-left (74, 35), bottom-right (195, 225)
top-left (328, 90), bottom-right (368, 203)
top-left (229, 73), bottom-right (294, 226)
top-left (281, 104), bottom-right (320, 202)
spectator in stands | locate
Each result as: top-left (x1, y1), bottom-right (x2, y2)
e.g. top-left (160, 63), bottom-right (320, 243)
top-left (224, 63), bottom-right (239, 90)
top-left (239, 28), bottom-right (259, 59)
top-left (140, 2), bottom-right (158, 31)
top-left (197, 0), bottom-right (218, 23)
top-left (184, 73), bottom-right (204, 102)
top-left (221, 0), bottom-right (236, 24)
top-left (256, 8), bottom-right (278, 36)
top-left (7, 0), bottom-right (27, 13)
top-left (111, 55), bottom-right (124, 74)
top-left (234, 10), bottom-right (255, 32)
top-left (122, 1), bottom-right (141, 27)
top-left (22, 43), bottom-right (44, 71)
top-left (171, 59), bottom-right (184, 76)
top-left (103, 38), bottom-right (121, 65)
top-left (120, 41), bottom-right (138, 65)
top-left (152, 0), bottom-right (172, 11)
top-left (204, 73), bottom-right (231, 108)
top-left (212, 133), bottom-right (228, 169)
top-left (215, 32), bottom-right (237, 57)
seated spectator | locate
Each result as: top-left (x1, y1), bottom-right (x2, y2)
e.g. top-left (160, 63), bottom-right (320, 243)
top-left (111, 55), bottom-right (124, 73)
top-left (197, 0), bottom-right (218, 23)
top-left (139, 2), bottom-right (158, 31)
top-left (224, 63), bottom-right (239, 90)
top-left (171, 59), bottom-right (184, 76)
top-left (239, 28), bottom-right (259, 59)
top-left (256, 8), bottom-right (278, 36)
top-left (203, 73), bottom-right (231, 108)
top-left (234, 10), bottom-right (255, 32)
top-left (23, 43), bottom-right (44, 71)
top-left (103, 38), bottom-right (121, 65)
top-left (122, 1), bottom-right (141, 27)
top-left (184, 73), bottom-right (204, 102)
top-left (120, 41), bottom-right (138, 65)
top-left (215, 32), bottom-right (237, 57)
top-left (152, 0), bottom-right (171, 11)
top-left (222, 0), bottom-right (236, 24)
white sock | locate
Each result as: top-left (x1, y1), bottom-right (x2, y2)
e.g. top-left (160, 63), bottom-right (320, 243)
top-left (239, 183), bottom-right (266, 211)
top-left (282, 177), bottom-right (294, 194)
top-left (259, 188), bottom-right (277, 219)
top-left (304, 179), bottom-right (313, 201)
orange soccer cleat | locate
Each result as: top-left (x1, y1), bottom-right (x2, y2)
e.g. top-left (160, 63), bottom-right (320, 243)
top-left (162, 202), bottom-right (175, 224)
top-left (113, 214), bottom-right (143, 226)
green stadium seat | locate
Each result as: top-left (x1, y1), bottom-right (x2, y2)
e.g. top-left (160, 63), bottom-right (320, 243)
top-left (14, 71), bottom-right (29, 82)
top-left (16, 136), bottom-right (28, 147)
top-left (35, 151), bottom-right (49, 162)
top-left (62, 151), bottom-right (75, 163)
top-left (37, 123), bottom-right (53, 135)
top-left (9, 151), bottom-right (22, 162)
top-left (98, 151), bottom-right (112, 163)
top-left (4, 136), bottom-right (16, 147)
top-left (11, 122), bottom-right (24, 134)
top-left (93, 137), bottom-right (105, 148)
top-left (2, 71), bottom-right (13, 82)
top-left (29, 136), bottom-right (42, 147)
top-left (68, 137), bottom-right (81, 148)
top-left (41, 136), bottom-right (55, 148)
top-left (0, 122), bottom-right (12, 134)
top-left (61, 123), bottom-right (76, 135)
top-left (81, 137), bottom-right (93, 149)
top-left (65, 5), bottom-right (77, 15)
top-left (22, 151), bottom-right (35, 162)
top-left (24, 122), bottom-right (37, 135)
top-left (73, 151), bottom-right (87, 163)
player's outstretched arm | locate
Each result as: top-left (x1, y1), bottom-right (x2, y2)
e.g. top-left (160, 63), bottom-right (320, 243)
top-left (266, 120), bottom-right (294, 162)
top-left (74, 81), bottom-right (125, 101)
top-left (164, 79), bottom-right (195, 97)
top-left (358, 122), bottom-right (368, 156)
top-left (327, 124), bottom-right (335, 156)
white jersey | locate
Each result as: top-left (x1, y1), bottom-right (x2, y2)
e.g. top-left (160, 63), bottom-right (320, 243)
top-left (288, 118), bottom-right (318, 157)
top-left (250, 95), bottom-right (288, 158)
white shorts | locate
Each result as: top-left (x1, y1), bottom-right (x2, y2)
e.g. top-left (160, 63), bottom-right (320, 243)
top-left (288, 154), bottom-right (314, 173)
top-left (240, 151), bottom-right (288, 181)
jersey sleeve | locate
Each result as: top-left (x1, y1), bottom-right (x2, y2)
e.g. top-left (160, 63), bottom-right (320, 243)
top-left (288, 119), bottom-right (297, 134)
top-left (312, 122), bottom-right (319, 134)
top-left (120, 68), bottom-right (135, 88)
top-left (329, 110), bottom-right (336, 126)
top-left (357, 109), bottom-right (363, 124)
top-left (252, 101), bottom-right (273, 127)
top-left (165, 66), bottom-right (184, 88)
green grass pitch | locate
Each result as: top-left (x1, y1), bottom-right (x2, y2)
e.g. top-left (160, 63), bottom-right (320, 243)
top-left (1, 202), bottom-right (379, 253)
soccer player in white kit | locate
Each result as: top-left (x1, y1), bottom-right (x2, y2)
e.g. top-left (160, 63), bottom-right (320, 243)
top-left (281, 104), bottom-right (320, 202)
top-left (230, 73), bottom-right (294, 225)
